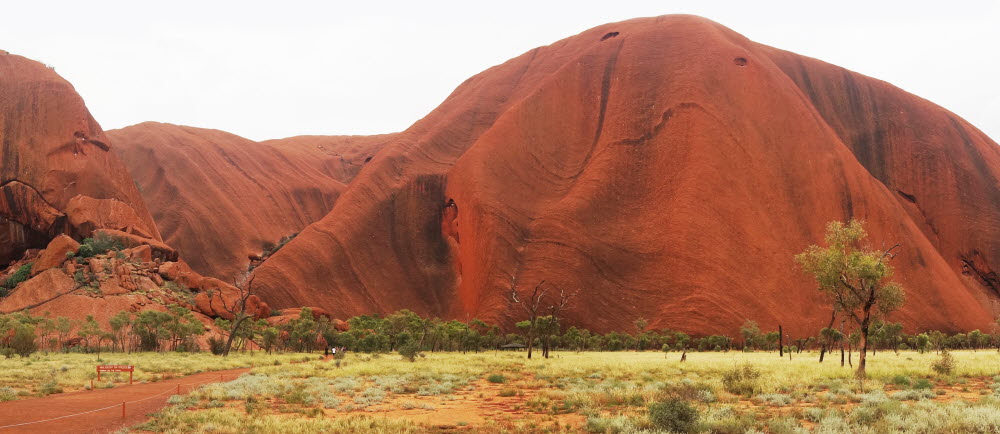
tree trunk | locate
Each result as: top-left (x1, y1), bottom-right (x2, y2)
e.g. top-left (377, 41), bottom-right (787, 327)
top-left (222, 316), bottom-right (248, 357)
top-left (779, 325), bottom-right (784, 357)
top-left (526, 333), bottom-right (535, 359)
top-left (857, 316), bottom-right (871, 379)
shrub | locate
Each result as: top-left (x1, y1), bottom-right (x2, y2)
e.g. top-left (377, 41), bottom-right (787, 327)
top-left (648, 398), bottom-right (698, 433)
top-left (1, 263), bottom-right (33, 292)
top-left (398, 341), bottom-right (421, 362)
top-left (10, 323), bottom-right (37, 357)
top-left (891, 389), bottom-right (935, 401)
top-left (722, 364), bottom-right (763, 395)
top-left (0, 387), bottom-right (17, 401)
top-left (931, 349), bottom-right (956, 376)
top-left (891, 375), bottom-right (911, 387)
top-left (39, 380), bottom-right (63, 396)
top-left (487, 374), bottom-right (506, 384)
top-left (913, 378), bottom-right (933, 390)
top-left (754, 393), bottom-right (792, 406)
top-left (208, 337), bottom-right (226, 355)
top-left (77, 235), bottom-right (123, 258)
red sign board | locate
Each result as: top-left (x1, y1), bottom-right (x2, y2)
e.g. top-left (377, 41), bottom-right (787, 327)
top-left (97, 365), bottom-right (134, 372)
top-left (96, 365), bottom-right (134, 384)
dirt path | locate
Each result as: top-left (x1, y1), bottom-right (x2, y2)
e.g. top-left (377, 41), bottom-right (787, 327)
top-left (0, 367), bottom-right (249, 433)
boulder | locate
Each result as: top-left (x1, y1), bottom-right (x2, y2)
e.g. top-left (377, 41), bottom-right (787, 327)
top-left (65, 195), bottom-right (154, 239)
top-left (191, 279), bottom-right (270, 321)
top-left (31, 235), bottom-right (80, 276)
top-left (333, 319), bottom-right (350, 332)
top-left (93, 229), bottom-right (177, 262)
top-left (99, 277), bottom-right (131, 296)
top-left (128, 245), bottom-right (153, 263)
top-left (0, 269), bottom-right (76, 313)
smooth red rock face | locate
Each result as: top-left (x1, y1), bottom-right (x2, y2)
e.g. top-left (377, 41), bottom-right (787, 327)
top-left (0, 52), bottom-right (160, 266)
top-left (251, 15), bottom-right (1000, 336)
top-left (108, 123), bottom-right (394, 281)
top-left (260, 134), bottom-right (397, 183)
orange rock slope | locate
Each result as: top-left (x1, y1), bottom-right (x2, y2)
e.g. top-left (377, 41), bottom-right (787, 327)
top-left (0, 51), bottom-right (160, 267)
top-left (251, 15), bottom-right (1000, 336)
top-left (108, 123), bottom-right (395, 280)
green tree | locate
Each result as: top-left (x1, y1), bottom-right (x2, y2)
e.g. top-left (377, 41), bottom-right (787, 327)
top-left (740, 320), bottom-right (762, 350)
top-left (109, 311), bottom-right (132, 352)
top-left (796, 220), bottom-right (905, 379)
top-left (165, 304), bottom-right (205, 351)
top-left (261, 326), bottom-right (280, 354)
top-left (79, 315), bottom-right (108, 358)
top-left (915, 333), bottom-right (931, 354)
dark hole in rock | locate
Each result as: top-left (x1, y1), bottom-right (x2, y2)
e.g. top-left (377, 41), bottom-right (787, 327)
top-left (733, 57), bottom-right (748, 66)
top-left (89, 139), bottom-right (110, 151)
top-left (364, 156), bottom-right (373, 163)
top-left (601, 32), bottom-right (619, 41)
top-left (896, 190), bottom-right (917, 203)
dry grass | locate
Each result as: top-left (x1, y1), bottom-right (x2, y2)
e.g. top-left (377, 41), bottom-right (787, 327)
top-left (35, 349), bottom-right (1000, 432)
top-left (0, 351), bottom-right (315, 399)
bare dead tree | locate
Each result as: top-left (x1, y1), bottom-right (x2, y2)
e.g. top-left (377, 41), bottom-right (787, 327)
top-left (541, 288), bottom-right (579, 358)
top-left (509, 278), bottom-right (548, 359)
top-left (214, 272), bottom-right (257, 357)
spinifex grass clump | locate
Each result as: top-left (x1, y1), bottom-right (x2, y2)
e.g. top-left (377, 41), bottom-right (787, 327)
top-left (721, 363), bottom-right (763, 396)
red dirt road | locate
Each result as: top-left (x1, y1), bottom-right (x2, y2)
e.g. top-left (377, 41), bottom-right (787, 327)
top-left (0, 368), bottom-right (249, 433)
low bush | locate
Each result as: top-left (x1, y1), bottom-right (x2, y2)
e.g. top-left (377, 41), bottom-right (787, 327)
top-left (932, 349), bottom-right (956, 376)
top-left (77, 235), bottom-right (123, 258)
top-left (208, 337), bottom-right (226, 356)
top-left (648, 398), bottom-right (698, 433)
top-left (722, 363), bottom-right (763, 395)
top-left (1, 263), bottom-right (32, 293)
top-left (0, 387), bottom-right (17, 401)
top-left (398, 342), bottom-right (421, 362)
top-left (891, 375), bottom-right (911, 387)
top-left (487, 374), bottom-right (506, 384)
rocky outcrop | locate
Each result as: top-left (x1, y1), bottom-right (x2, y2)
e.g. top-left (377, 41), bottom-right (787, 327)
top-left (0, 51), bottom-right (160, 268)
top-left (250, 15), bottom-right (1000, 336)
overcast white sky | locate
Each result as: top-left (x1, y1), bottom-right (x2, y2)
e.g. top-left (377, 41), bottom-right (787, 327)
top-left (2, 0), bottom-right (998, 142)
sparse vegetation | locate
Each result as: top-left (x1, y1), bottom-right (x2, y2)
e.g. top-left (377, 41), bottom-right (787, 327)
top-left (114, 350), bottom-right (1000, 432)
top-left (76, 234), bottom-right (124, 258)
top-left (0, 263), bottom-right (32, 295)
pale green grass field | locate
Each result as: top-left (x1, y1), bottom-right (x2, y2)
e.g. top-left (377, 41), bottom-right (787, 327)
top-left (0, 352), bottom-right (317, 399)
top-left (137, 350), bottom-right (1000, 433)
top-left (7, 350), bottom-right (1000, 432)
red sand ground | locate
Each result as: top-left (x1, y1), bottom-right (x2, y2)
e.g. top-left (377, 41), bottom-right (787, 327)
top-left (0, 368), bottom-right (248, 433)
top-left (247, 15), bottom-right (1000, 336)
